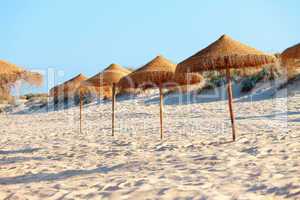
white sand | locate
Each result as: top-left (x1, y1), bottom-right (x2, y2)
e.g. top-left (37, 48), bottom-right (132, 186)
top-left (0, 85), bottom-right (300, 200)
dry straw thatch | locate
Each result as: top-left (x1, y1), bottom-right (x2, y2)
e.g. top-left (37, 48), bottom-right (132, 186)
top-left (118, 55), bottom-right (176, 89)
top-left (176, 34), bottom-right (277, 73)
top-left (80, 64), bottom-right (132, 98)
top-left (0, 60), bottom-right (23, 75)
top-left (280, 43), bottom-right (300, 79)
top-left (0, 60), bottom-right (43, 85)
top-left (82, 64), bottom-right (132, 88)
top-left (50, 73), bottom-right (87, 99)
top-left (0, 60), bottom-right (43, 101)
top-left (118, 55), bottom-right (202, 89)
top-left (281, 43), bottom-right (300, 62)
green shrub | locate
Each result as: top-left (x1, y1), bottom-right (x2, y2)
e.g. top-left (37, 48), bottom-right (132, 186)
top-left (240, 67), bottom-right (281, 93)
top-left (240, 79), bottom-right (257, 93)
top-left (24, 93), bottom-right (48, 100)
top-left (202, 73), bottom-right (226, 90)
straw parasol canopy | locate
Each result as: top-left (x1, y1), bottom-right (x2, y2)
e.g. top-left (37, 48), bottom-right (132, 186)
top-left (0, 60), bottom-right (24, 76)
top-left (83, 64), bottom-right (132, 88)
top-left (176, 34), bottom-right (276, 73)
top-left (119, 55), bottom-right (202, 89)
top-left (50, 73), bottom-right (87, 99)
top-left (176, 34), bottom-right (277, 141)
top-left (280, 43), bottom-right (300, 78)
top-left (281, 43), bottom-right (300, 62)
top-left (118, 55), bottom-right (176, 89)
top-left (79, 63), bottom-right (132, 99)
top-left (0, 60), bottom-right (43, 85)
top-left (0, 60), bottom-right (43, 101)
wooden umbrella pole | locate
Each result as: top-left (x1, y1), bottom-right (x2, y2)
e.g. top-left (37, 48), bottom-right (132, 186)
top-left (112, 83), bottom-right (116, 136)
top-left (80, 92), bottom-right (83, 134)
top-left (226, 67), bottom-right (236, 141)
top-left (159, 86), bottom-right (163, 140)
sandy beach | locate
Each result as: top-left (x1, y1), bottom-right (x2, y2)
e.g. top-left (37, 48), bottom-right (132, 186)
top-left (2, 0), bottom-right (300, 199)
top-left (0, 85), bottom-right (299, 200)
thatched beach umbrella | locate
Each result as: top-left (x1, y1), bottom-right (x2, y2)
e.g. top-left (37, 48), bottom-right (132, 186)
top-left (0, 60), bottom-right (42, 102)
top-left (281, 44), bottom-right (300, 76)
top-left (80, 64), bottom-right (131, 135)
top-left (118, 55), bottom-right (202, 139)
top-left (281, 43), bottom-right (300, 62)
top-left (176, 35), bottom-right (277, 141)
top-left (50, 73), bottom-right (87, 133)
top-left (50, 73), bottom-right (87, 102)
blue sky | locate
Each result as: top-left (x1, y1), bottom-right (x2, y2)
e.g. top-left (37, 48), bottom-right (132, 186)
top-left (1, 0), bottom-right (300, 94)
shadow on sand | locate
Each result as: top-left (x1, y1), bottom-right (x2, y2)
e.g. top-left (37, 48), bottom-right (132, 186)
top-left (236, 111), bottom-right (300, 120)
top-left (0, 147), bottom-right (42, 155)
top-left (208, 140), bottom-right (235, 147)
top-left (247, 183), bottom-right (300, 199)
top-left (289, 118), bottom-right (300, 123)
top-left (0, 164), bottom-right (124, 185)
top-left (0, 156), bottom-right (45, 165)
